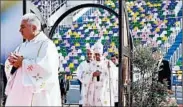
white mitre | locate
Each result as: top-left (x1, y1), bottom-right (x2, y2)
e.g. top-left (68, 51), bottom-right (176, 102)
top-left (93, 41), bottom-right (103, 55)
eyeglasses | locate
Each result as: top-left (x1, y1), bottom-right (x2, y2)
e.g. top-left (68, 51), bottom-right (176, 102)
top-left (87, 53), bottom-right (92, 55)
top-left (95, 53), bottom-right (100, 56)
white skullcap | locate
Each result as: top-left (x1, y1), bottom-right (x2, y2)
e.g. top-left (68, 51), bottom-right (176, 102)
top-left (86, 43), bottom-right (93, 52)
top-left (93, 41), bottom-right (103, 55)
top-left (85, 43), bottom-right (90, 49)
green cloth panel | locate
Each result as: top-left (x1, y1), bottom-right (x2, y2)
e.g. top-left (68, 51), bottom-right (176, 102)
top-left (161, 40), bottom-right (165, 44)
top-left (57, 50), bottom-right (61, 53)
top-left (62, 52), bottom-right (67, 57)
top-left (81, 48), bottom-right (86, 52)
top-left (70, 68), bottom-right (75, 73)
top-left (59, 31), bottom-right (64, 36)
top-left (94, 29), bottom-right (99, 34)
top-left (176, 61), bottom-right (182, 66)
top-left (149, 35), bottom-right (155, 38)
top-left (102, 40), bottom-right (106, 45)
top-left (157, 37), bottom-right (162, 41)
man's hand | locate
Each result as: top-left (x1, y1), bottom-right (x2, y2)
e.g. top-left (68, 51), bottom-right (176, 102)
top-left (93, 71), bottom-right (101, 77)
top-left (8, 54), bottom-right (23, 68)
top-left (8, 53), bottom-right (17, 65)
top-left (8, 57), bottom-right (16, 65)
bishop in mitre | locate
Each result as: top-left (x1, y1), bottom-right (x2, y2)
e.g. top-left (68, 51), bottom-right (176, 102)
top-left (4, 13), bottom-right (61, 106)
top-left (81, 42), bottom-right (118, 106)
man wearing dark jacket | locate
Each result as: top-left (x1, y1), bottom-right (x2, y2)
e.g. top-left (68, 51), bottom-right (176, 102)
top-left (152, 48), bottom-right (172, 90)
top-left (158, 60), bottom-right (172, 90)
top-left (0, 64), bottom-right (7, 106)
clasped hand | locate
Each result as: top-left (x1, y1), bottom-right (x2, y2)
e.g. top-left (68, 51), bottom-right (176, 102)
top-left (93, 71), bottom-right (101, 77)
top-left (8, 53), bottom-right (23, 68)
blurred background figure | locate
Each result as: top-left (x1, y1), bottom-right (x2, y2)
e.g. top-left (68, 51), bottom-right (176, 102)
top-left (110, 54), bottom-right (119, 67)
top-left (0, 64), bottom-right (7, 106)
top-left (152, 48), bottom-right (172, 90)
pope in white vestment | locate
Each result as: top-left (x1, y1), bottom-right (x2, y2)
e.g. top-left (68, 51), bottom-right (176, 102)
top-left (4, 13), bottom-right (61, 106)
top-left (80, 42), bottom-right (118, 106)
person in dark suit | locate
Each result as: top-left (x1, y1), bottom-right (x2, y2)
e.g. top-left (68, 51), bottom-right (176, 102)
top-left (158, 60), bottom-right (172, 90)
top-left (0, 64), bottom-right (7, 106)
top-left (152, 48), bottom-right (172, 90)
top-left (59, 73), bottom-right (67, 104)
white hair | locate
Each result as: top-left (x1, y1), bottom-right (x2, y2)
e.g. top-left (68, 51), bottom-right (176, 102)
top-left (22, 13), bottom-right (41, 31)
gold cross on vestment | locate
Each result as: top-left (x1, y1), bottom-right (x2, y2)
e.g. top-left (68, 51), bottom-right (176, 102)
top-left (40, 82), bottom-right (46, 88)
top-left (104, 101), bottom-right (108, 104)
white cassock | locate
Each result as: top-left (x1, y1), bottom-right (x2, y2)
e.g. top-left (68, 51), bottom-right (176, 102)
top-left (4, 32), bottom-right (61, 106)
top-left (76, 60), bottom-right (91, 105)
top-left (81, 58), bottom-right (118, 106)
top-left (114, 66), bottom-right (118, 103)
